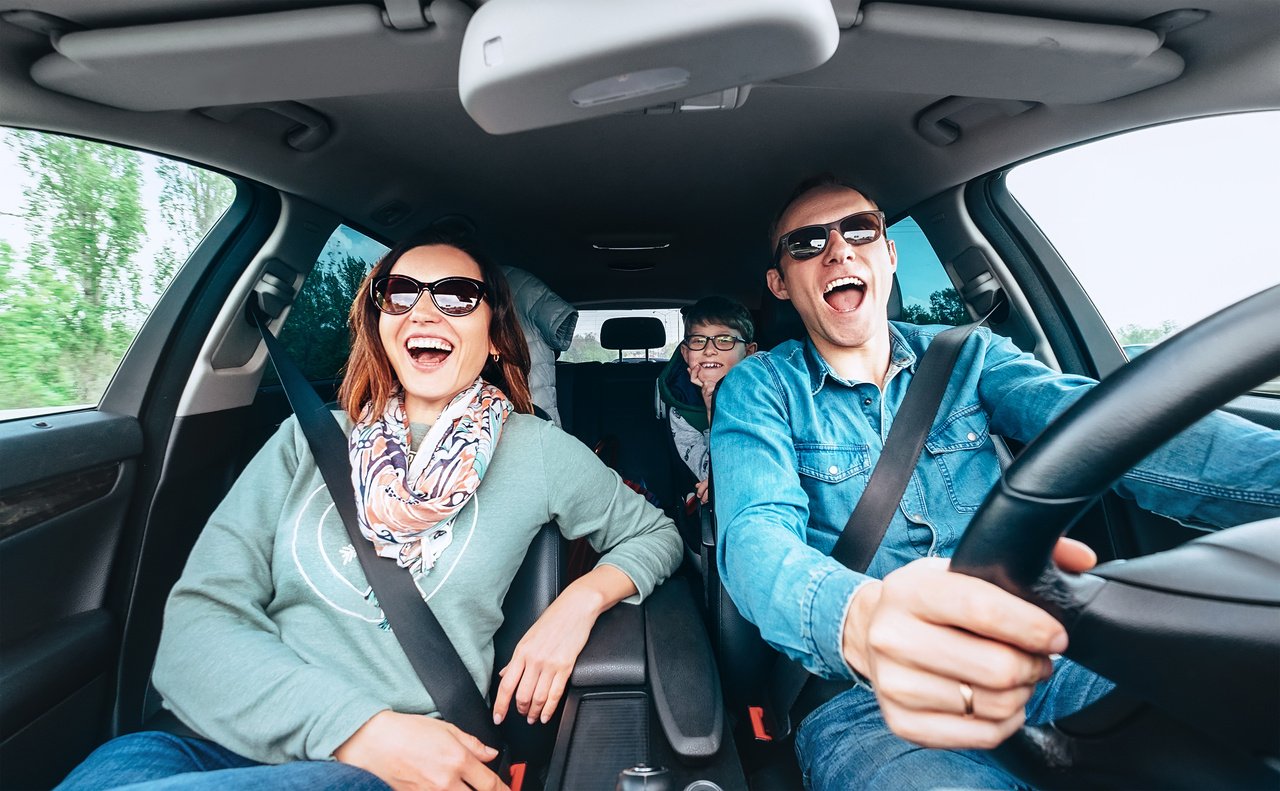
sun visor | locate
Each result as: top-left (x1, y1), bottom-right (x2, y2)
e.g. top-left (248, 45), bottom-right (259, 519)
top-left (777, 3), bottom-right (1184, 104)
top-left (458, 0), bottom-right (840, 135)
top-left (30, 1), bottom-right (472, 111)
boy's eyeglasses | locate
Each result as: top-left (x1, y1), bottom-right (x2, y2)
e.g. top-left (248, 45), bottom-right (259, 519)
top-left (371, 274), bottom-right (487, 316)
top-left (683, 334), bottom-right (749, 351)
top-left (774, 210), bottom-right (886, 263)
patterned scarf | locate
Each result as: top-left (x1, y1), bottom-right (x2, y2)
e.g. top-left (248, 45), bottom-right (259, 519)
top-left (349, 378), bottom-right (511, 577)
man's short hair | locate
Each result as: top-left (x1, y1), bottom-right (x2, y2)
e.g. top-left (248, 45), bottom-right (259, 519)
top-left (682, 295), bottom-right (755, 343)
top-left (768, 173), bottom-right (882, 245)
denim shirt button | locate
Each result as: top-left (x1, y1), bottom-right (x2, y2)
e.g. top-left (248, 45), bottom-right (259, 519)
top-left (863, 397), bottom-right (873, 406)
top-left (967, 432), bottom-right (978, 441)
top-left (828, 465), bottom-right (839, 475)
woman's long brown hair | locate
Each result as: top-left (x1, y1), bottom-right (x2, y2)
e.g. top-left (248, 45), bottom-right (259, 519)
top-left (338, 228), bottom-right (534, 419)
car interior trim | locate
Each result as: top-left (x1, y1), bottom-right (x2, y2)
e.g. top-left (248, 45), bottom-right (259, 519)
top-left (0, 463), bottom-right (119, 540)
top-left (778, 3), bottom-right (1186, 104)
top-left (28, 1), bottom-right (473, 111)
top-left (178, 194), bottom-right (338, 417)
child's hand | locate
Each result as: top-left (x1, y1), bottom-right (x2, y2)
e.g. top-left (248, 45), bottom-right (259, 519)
top-left (687, 365), bottom-right (717, 408)
top-left (695, 479), bottom-right (710, 504)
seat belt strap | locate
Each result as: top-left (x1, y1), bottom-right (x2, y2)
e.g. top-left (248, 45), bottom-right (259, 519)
top-left (769, 319), bottom-right (985, 737)
top-left (251, 308), bottom-right (509, 766)
top-left (831, 321), bottom-right (979, 570)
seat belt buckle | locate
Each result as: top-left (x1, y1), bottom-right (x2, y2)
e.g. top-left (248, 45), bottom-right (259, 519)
top-left (507, 761), bottom-right (528, 791)
top-left (748, 705), bottom-right (774, 742)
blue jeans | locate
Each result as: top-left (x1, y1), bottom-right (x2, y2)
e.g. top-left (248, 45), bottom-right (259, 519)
top-left (794, 658), bottom-right (1115, 790)
top-left (55, 731), bottom-right (389, 791)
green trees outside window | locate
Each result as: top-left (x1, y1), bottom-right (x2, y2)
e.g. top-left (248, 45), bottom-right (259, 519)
top-left (0, 129), bottom-right (233, 415)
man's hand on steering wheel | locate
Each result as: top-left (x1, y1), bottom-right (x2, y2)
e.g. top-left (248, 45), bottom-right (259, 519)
top-left (840, 537), bottom-right (1096, 750)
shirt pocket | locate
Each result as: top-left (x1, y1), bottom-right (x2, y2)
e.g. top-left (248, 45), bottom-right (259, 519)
top-left (923, 403), bottom-right (998, 513)
top-left (796, 443), bottom-right (871, 483)
top-left (795, 443), bottom-right (872, 536)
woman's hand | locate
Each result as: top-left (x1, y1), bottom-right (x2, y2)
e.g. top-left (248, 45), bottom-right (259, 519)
top-left (841, 537), bottom-right (1095, 750)
top-left (493, 565), bottom-right (638, 726)
top-left (334, 710), bottom-right (509, 791)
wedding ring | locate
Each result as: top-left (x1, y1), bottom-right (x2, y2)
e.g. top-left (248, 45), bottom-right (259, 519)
top-left (959, 681), bottom-right (975, 717)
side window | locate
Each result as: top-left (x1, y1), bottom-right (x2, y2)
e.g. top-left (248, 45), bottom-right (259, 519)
top-left (274, 225), bottom-right (389, 381)
top-left (1007, 111), bottom-right (1280, 395)
top-left (563, 309), bottom-right (683, 362)
top-left (888, 216), bottom-right (965, 326)
top-left (0, 128), bottom-right (234, 420)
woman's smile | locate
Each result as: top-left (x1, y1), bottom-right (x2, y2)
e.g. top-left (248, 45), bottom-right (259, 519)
top-left (378, 245), bottom-right (496, 425)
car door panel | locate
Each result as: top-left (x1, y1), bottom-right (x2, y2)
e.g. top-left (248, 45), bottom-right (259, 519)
top-left (0, 412), bottom-right (142, 788)
top-left (0, 179), bottom-right (275, 786)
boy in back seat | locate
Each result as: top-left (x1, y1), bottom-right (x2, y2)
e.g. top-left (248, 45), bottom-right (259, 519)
top-left (659, 296), bottom-right (757, 507)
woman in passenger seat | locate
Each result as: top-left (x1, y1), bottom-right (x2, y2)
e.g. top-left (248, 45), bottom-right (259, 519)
top-left (57, 228), bottom-right (683, 791)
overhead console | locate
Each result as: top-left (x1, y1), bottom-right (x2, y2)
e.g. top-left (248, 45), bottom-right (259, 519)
top-left (26, 0), bottom-right (473, 111)
top-left (457, 0), bottom-right (841, 134)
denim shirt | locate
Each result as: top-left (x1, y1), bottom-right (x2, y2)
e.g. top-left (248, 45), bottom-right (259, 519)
top-left (711, 322), bottom-right (1280, 680)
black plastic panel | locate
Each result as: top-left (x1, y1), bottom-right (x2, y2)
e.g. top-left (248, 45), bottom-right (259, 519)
top-left (0, 608), bottom-right (115, 741)
top-left (1093, 518), bottom-right (1280, 605)
top-left (0, 466), bottom-right (134, 645)
top-left (0, 673), bottom-right (111, 790)
top-left (645, 575), bottom-right (724, 760)
top-left (569, 598), bottom-right (646, 688)
top-left (0, 412), bottom-right (142, 493)
top-left (556, 692), bottom-right (649, 791)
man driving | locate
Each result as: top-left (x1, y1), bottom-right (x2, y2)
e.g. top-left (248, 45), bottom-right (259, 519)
top-left (710, 174), bottom-right (1280, 790)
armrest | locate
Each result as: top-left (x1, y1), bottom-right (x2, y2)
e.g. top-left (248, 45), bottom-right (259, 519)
top-left (569, 599), bottom-right (646, 687)
top-left (645, 575), bottom-right (724, 761)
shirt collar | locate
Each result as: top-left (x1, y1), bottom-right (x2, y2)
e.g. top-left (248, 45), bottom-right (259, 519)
top-left (803, 322), bottom-right (918, 396)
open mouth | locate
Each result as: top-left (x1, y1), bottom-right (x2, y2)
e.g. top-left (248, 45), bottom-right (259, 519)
top-left (823, 276), bottom-right (866, 313)
top-left (406, 336), bottom-right (453, 367)
top-left (698, 362), bottom-right (723, 370)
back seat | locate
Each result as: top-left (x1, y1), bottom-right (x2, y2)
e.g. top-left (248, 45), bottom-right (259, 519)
top-left (556, 317), bottom-right (681, 515)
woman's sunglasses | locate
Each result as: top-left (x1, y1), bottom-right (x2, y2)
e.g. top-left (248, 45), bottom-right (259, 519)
top-left (774, 210), bottom-right (886, 263)
top-left (370, 274), bottom-right (488, 316)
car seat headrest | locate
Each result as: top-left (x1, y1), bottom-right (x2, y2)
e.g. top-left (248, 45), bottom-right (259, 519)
top-left (600, 316), bottom-right (666, 350)
top-left (756, 274), bottom-right (903, 351)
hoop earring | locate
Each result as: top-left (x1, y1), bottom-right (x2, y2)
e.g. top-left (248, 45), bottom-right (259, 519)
top-left (491, 353), bottom-right (500, 363)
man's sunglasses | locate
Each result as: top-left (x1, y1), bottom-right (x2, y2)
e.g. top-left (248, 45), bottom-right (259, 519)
top-left (682, 334), bottom-right (749, 351)
top-left (370, 274), bottom-right (488, 316)
top-left (774, 210), bottom-right (886, 263)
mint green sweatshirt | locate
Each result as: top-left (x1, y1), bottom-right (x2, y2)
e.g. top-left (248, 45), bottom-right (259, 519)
top-left (152, 412), bottom-right (682, 764)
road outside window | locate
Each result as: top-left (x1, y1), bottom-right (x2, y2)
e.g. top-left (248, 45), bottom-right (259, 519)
top-left (1007, 111), bottom-right (1280, 395)
top-left (0, 129), bottom-right (235, 418)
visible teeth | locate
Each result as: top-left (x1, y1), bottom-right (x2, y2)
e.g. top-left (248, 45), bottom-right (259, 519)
top-left (700, 362), bottom-right (722, 368)
top-left (824, 276), bottom-right (866, 294)
top-left (406, 337), bottom-right (453, 351)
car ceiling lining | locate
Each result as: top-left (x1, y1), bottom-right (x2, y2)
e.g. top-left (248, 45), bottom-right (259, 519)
top-left (27, 1), bottom-right (1188, 117)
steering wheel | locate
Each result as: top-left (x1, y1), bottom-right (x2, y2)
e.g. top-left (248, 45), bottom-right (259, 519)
top-left (949, 283), bottom-right (1280, 789)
